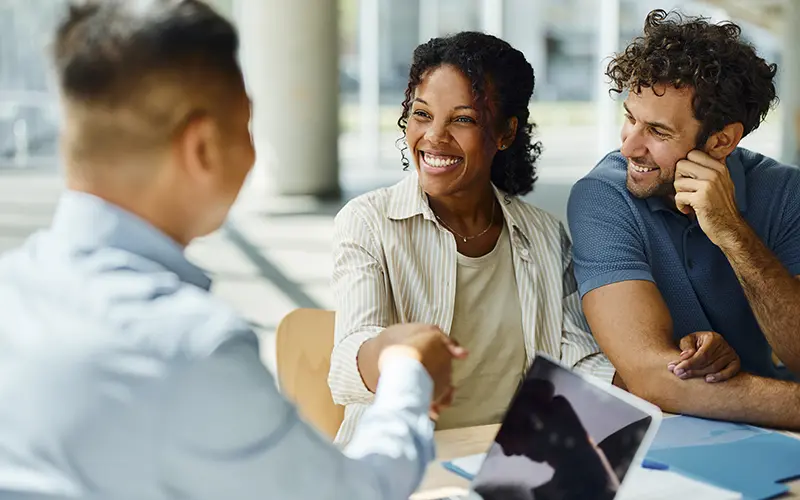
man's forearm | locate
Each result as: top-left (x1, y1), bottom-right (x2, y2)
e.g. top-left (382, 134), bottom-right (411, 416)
top-left (345, 355), bottom-right (435, 499)
top-left (719, 221), bottom-right (800, 374)
top-left (631, 364), bottom-right (800, 430)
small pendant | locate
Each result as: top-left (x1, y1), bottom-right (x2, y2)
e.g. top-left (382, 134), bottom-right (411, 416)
top-left (463, 237), bottom-right (467, 243)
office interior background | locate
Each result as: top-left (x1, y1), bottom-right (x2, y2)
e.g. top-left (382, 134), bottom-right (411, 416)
top-left (0, 0), bottom-right (797, 370)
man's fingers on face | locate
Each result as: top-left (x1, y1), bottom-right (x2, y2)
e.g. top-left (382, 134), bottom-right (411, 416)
top-left (677, 159), bottom-right (720, 181)
top-left (687, 149), bottom-right (726, 172)
top-left (674, 192), bottom-right (696, 215)
top-left (674, 178), bottom-right (705, 194)
top-left (676, 159), bottom-right (703, 179)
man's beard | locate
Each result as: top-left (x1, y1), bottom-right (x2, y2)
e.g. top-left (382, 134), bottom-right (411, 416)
top-left (626, 174), bottom-right (674, 199)
top-left (625, 157), bottom-right (673, 199)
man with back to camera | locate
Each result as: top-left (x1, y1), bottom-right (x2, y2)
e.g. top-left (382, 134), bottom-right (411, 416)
top-left (0, 1), bottom-right (467, 499)
top-left (568, 9), bottom-right (800, 429)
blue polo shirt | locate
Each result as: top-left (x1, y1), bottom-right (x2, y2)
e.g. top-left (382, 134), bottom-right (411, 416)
top-left (567, 148), bottom-right (800, 380)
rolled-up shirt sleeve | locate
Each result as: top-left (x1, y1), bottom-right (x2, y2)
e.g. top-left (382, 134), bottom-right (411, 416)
top-left (567, 177), bottom-right (654, 298)
top-left (328, 203), bottom-right (395, 406)
top-left (161, 331), bottom-right (435, 500)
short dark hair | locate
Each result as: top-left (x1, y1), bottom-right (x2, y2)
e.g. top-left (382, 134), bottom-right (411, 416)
top-left (54, 0), bottom-right (240, 105)
top-left (398, 31), bottom-right (542, 196)
top-left (606, 9), bottom-right (778, 145)
top-left (53, 0), bottom-right (243, 162)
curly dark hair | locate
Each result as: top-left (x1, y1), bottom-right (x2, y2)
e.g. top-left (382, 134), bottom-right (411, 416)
top-left (397, 31), bottom-right (542, 196)
top-left (607, 9), bottom-right (778, 146)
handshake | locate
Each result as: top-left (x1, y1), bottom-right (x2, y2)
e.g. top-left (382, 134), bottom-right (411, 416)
top-left (367, 324), bottom-right (469, 417)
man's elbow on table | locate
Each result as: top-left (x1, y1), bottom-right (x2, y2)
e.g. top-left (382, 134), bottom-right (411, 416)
top-left (614, 355), bottom-right (695, 413)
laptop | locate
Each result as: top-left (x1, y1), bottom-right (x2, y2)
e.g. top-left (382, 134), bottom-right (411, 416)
top-left (437, 354), bottom-right (663, 500)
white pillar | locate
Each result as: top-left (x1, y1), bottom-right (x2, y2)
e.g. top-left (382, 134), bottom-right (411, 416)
top-left (504, 0), bottom-right (547, 99)
top-left (480, 0), bottom-right (504, 37)
top-left (418, 0), bottom-right (439, 44)
top-left (596, 0), bottom-right (620, 157)
top-left (359, 0), bottom-right (381, 173)
top-left (781, 0), bottom-right (800, 165)
top-left (235, 0), bottom-right (339, 196)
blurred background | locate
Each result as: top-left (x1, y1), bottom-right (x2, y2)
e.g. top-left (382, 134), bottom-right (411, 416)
top-left (1, 0), bottom-right (797, 371)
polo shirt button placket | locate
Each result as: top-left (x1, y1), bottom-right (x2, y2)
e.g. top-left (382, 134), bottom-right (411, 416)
top-left (684, 226), bottom-right (695, 270)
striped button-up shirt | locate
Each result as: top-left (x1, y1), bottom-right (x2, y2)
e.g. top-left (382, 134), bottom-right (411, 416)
top-left (329, 174), bottom-right (615, 444)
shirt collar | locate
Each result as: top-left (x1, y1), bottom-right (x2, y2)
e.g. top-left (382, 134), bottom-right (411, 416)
top-left (646, 148), bottom-right (748, 214)
top-left (386, 173), bottom-right (532, 247)
top-left (386, 174), bottom-right (437, 223)
top-left (728, 149), bottom-right (749, 212)
top-left (50, 190), bottom-right (212, 290)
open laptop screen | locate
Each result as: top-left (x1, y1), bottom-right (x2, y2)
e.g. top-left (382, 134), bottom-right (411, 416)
top-left (470, 356), bottom-right (658, 500)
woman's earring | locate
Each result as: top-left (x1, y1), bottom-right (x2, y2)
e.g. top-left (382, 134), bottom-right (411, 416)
top-left (499, 144), bottom-right (507, 150)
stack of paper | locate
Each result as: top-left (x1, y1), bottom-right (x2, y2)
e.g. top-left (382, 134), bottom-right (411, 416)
top-left (646, 416), bottom-right (800, 499)
top-left (441, 453), bottom-right (485, 480)
top-left (440, 453), bottom-right (743, 499)
top-left (617, 468), bottom-right (741, 500)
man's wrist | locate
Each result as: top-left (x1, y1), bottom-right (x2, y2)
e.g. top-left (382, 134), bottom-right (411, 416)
top-left (715, 215), bottom-right (753, 255)
top-left (379, 344), bottom-right (422, 371)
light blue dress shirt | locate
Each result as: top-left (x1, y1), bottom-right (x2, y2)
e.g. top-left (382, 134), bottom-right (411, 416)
top-left (0, 191), bottom-right (435, 500)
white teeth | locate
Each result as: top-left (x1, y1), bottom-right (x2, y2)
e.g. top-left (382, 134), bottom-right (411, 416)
top-left (632, 163), bottom-right (657, 173)
top-left (424, 153), bottom-right (461, 168)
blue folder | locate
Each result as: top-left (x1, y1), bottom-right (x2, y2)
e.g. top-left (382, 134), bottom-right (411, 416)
top-left (646, 416), bottom-right (800, 500)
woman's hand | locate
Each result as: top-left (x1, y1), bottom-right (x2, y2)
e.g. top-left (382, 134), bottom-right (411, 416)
top-left (668, 331), bottom-right (741, 383)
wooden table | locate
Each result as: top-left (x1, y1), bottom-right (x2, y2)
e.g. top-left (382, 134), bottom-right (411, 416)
top-left (412, 423), bottom-right (800, 499)
top-left (411, 425), bottom-right (498, 500)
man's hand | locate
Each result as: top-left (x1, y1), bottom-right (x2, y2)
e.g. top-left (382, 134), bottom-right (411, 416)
top-left (674, 150), bottom-right (747, 248)
top-left (377, 324), bottom-right (468, 408)
top-left (668, 331), bottom-right (741, 383)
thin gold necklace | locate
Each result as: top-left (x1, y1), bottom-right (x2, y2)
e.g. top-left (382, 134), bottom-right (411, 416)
top-left (434, 201), bottom-right (497, 243)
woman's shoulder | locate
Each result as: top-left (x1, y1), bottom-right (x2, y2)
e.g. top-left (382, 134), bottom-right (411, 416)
top-left (335, 186), bottom-right (392, 226)
top-left (336, 175), bottom-right (420, 227)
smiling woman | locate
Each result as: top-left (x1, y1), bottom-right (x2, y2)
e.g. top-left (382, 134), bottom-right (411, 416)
top-left (328, 31), bottom-right (616, 445)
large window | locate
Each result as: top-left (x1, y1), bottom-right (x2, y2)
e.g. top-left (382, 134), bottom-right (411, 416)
top-left (0, 0), bottom-right (63, 170)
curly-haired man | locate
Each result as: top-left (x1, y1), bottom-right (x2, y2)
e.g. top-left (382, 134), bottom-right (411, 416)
top-left (568, 9), bottom-right (800, 428)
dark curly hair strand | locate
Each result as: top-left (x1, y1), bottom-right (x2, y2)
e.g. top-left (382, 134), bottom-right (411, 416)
top-left (606, 9), bottom-right (778, 146)
top-left (397, 31), bottom-right (542, 196)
